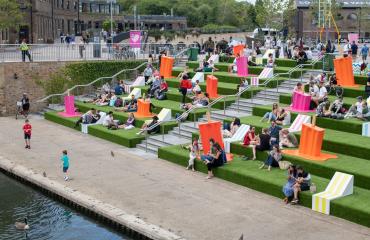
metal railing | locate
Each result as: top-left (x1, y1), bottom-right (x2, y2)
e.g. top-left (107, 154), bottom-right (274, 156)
top-left (0, 43), bottom-right (189, 63)
top-left (36, 47), bottom-right (189, 107)
top-left (142, 55), bottom-right (325, 152)
top-left (36, 61), bottom-right (149, 106)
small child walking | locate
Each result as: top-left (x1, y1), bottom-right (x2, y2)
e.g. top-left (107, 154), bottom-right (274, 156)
top-left (60, 150), bottom-right (70, 181)
top-left (186, 138), bottom-right (200, 171)
top-left (23, 119), bottom-right (32, 149)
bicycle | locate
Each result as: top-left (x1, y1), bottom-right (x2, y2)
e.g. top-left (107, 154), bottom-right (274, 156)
top-left (15, 101), bottom-right (29, 120)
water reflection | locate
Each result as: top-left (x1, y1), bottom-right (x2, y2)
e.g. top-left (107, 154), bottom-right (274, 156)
top-left (0, 173), bottom-right (128, 240)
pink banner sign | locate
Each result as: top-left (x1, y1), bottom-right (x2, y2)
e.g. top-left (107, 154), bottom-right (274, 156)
top-left (348, 33), bottom-right (359, 44)
top-left (130, 31), bottom-right (141, 48)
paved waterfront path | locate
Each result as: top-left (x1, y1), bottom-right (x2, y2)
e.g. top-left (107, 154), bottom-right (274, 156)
top-left (0, 117), bottom-right (369, 240)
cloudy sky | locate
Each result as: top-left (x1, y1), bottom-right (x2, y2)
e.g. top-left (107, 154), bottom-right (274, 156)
top-left (237, 0), bottom-right (256, 4)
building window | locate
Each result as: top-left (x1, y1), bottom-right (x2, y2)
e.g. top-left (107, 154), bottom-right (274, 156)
top-left (66, 1), bottom-right (70, 9)
top-left (347, 13), bottom-right (358, 21)
top-left (61, 0), bottom-right (64, 8)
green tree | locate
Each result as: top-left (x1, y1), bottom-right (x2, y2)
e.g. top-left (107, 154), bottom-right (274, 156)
top-left (0, 0), bottom-right (24, 30)
top-left (118, 0), bottom-right (257, 29)
top-left (255, 0), bottom-right (285, 30)
top-left (102, 19), bottom-right (117, 32)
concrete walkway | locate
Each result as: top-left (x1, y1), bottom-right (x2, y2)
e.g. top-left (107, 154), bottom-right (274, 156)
top-left (0, 116), bottom-right (369, 240)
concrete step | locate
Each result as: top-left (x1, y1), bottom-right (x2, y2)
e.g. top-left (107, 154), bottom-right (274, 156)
top-left (253, 95), bottom-right (279, 102)
top-left (231, 101), bottom-right (258, 108)
top-left (255, 92), bottom-right (280, 99)
top-left (227, 106), bottom-right (253, 114)
top-left (238, 98), bottom-right (274, 105)
top-left (276, 88), bottom-right (293, 94)
top-left (169, 130), bottom-right (193, 140)
top-left (150, 134), bottom-right (190, 146)
top-left (136, 143), bottom-right (159, 154)
top-left (179, 124), bottom-right (199, 132)
top-left (212, 110), bottom-right (250, 119)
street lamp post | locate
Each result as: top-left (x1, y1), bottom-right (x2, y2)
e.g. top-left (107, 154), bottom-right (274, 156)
top-left (107, 0), bottom-right (116, 36)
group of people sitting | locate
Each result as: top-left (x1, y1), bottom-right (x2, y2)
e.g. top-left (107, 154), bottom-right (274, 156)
top-left (183, 138), bottom-right (226, 179)
top-left (291, 47), bottom-right (309, 65)
top-left (74, 106), bottom-right (161, 135)
top-left (144, 64), bottom-right (169, 100)
top-left (292, 74), bottom-right (370, 121)
top-left (177, 71), bottom-right (210, 110)
top-left (260, 103), bottom-right (290, 125)
top-left (185, 115), bottom-right (306, 203)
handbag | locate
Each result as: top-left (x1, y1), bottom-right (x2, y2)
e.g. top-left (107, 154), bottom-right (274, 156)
top-left (278, 161), bottom-right (292, 170)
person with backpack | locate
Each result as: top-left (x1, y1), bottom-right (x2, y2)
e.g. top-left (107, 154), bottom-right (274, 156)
top-left (201, 139), bottom-right (225, 179)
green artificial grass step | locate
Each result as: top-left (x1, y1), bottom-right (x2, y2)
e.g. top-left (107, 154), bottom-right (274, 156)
top-left (218, 55), bottom-right (323, 69)
top-left (172, 68), bottom-right (291, 90)
top-left (74, 101), bottom-right (177, 133)
top-left (252, 104), bottom-right (364, 135)
top-left (230, 142), bottom-right (370, 190)
top-left (234, 115), bottom-right (370, 160)
top-left (44, 111), bottom-right (145, 148)
top-left (279, 93), bottom-right (358, 109)
top-left (158, 144), bottom-right (370, 228)
top-left (186, 61), bottom-right (304, 79)
top-left (44, 111), bottom-right (81, 131)
top-left (88, 125), bottom-right (144, 148)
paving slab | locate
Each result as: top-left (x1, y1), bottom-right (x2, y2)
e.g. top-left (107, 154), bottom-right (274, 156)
top-left (0, 116), bottom-right (369, 240)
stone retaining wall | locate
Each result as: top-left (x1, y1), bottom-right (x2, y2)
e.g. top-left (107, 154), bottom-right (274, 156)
top-left (0, 61), bottom-right (68, 116)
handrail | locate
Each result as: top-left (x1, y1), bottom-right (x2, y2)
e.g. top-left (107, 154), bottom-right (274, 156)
top-left (144, 56), bottom-right (325, 134)
top-left (141, 55), bottom-right (327, 152)
top-left (36, 61), bottom-right (148, 103)
top-left (37, 47), bottom-right (189, 104)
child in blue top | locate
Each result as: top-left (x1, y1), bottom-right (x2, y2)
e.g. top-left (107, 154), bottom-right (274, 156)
top-left (61, 150), bottom-right (70, 181)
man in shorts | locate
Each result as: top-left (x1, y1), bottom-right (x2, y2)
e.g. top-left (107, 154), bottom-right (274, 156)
top-left (23, 119), bottom-right (32, 149)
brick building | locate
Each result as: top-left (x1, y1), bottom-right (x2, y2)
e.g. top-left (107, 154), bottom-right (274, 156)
top-left (295, 0), bottom-right (370, 40)
top-left (2, 1), bottom-right (187, 44)
top-left (7, 0), bottom-right (122, 44)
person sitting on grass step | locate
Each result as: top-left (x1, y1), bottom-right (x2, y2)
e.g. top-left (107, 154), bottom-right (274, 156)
top-left (116, 94), bottom-right (137, 112)
top-left (136, 116), bottom-right (160, 135)
top-left (251, 128), bottom-right (271, 160)
top-left (104, 111), bottom-right (119, 130)
top-left (268, 120), bottom-right (282, 146)
top-left (291, 166), bottom-right (311, 204)
top-left (223, 117), bottom-right (241, 138)
top-left (243, 126), bottom-right (257, 146)
top-left (279, 129), bottom-right (298, 149)
top-left (118, 113), bottom-right (135, 130)
top-left (200, 138), bottom-right (225, 179)
top-left (259, 145), bottom-right (282, 171)
top-left (260, 103), bottom-right (280, 122)
top-left (282, 165), bottom-right (298, 204)
top-left (74, 108), bottom-right (100, 128)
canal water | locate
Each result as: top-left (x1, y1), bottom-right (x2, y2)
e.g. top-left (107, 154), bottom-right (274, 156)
top-left (0, 173), bottom-right (130, 240)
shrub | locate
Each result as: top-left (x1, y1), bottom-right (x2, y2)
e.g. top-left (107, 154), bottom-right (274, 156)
top-left (37, 60), bottom-right (146, 97)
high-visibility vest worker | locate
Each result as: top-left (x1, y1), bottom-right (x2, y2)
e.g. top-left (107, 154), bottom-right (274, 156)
top-left (20, 42), bottom-right (29, 51)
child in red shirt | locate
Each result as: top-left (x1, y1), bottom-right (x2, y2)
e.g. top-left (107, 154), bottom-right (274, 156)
top-left (23, 119), bottom-right (32, 149)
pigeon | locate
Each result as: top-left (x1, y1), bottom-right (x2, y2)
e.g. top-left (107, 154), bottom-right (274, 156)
top-left (42, 172), bottom-right (47, 177)
top-left (110, 151), bottom-right (115, 158)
